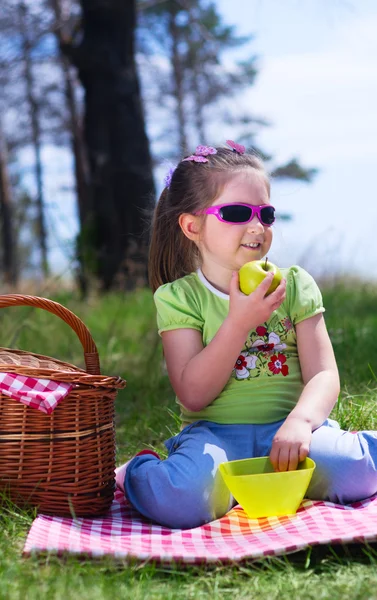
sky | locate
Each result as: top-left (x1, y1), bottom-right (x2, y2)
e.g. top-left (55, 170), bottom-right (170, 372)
top-left (32, 0), bottom-right (377, 282)
top-left (214, 0), bottom-right (377, 280)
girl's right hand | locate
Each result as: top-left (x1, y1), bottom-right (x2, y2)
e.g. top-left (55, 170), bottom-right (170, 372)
top-left (228, 270), bottom-right (286, 333)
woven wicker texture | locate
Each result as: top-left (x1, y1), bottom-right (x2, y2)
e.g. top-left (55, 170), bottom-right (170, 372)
top-left (0, 294), bottom-right (126, 517)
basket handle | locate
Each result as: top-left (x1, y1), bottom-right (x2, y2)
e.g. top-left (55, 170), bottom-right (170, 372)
top-left (0, 294), bottom-right (100, 375)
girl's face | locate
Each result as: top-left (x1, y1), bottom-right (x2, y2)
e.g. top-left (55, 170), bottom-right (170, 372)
top-left (197, 170), bottom-right (273, 290)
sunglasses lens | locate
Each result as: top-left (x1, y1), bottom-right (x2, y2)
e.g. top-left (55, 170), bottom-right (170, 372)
top-left (219, 205), bottom-right (252, 223)
top-left (260, 206), bottom-right (275, 225)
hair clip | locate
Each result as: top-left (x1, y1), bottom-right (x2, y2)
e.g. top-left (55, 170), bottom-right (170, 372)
top-left (195, 145), bottom-right (217, 156)
top-left (226, 140), bottom-right (246, 155)
top-left (164, 166), bottom-right (176, 188)
top-left (182, 154), bottom-right (209, 163)
top-left (182, 144), bottom-right (218, 163)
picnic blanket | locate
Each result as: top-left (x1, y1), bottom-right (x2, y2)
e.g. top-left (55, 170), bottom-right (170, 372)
top-left (23, 489), bottom-right (377, 563)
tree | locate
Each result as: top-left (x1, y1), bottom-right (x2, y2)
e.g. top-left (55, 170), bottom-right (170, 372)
top-left (0, 121), bottom-right (17, 286)
top-left (0, 0), bottom-right (93, 285)
top-left (18, 1), bottom-right (49, 277)
top-left (138, 0), bottom-right (316, 182)
top-left (61, 0), bottom-right (156, 290)
top-left (0, 0), bottom-right (68, 280)
top-left (49, 0), bottom-right (91, 293)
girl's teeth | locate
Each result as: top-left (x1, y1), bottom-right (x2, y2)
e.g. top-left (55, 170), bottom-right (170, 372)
top-left (243, 243), bottom-right (259, 248)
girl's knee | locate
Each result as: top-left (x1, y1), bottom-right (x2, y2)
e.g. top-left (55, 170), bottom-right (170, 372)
top-left (308, 432), bottom-right (377, 503)
top-left (124, 451), bottom-right (232, 529)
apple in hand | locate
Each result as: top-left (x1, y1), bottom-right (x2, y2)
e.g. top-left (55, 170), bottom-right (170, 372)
top-left (239, 257), bottom-right (283, 296)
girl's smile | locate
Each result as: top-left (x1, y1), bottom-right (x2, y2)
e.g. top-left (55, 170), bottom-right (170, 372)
top-left (240, 240), bottom-right (264, 251)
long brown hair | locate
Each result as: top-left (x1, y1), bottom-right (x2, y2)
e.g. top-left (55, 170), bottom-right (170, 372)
top-left (148, 146), bottom-right (269, 292)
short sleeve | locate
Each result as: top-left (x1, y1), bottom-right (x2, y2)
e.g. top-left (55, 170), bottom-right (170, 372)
top-left (154, 281), bottom-right (204, 335)
top-left (286, 266), bottom-right (325, 325)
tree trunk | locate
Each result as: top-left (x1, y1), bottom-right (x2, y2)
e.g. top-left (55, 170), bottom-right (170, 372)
top-left (19, 2), bottom-right (49, 279)
top-left (50, 0), bottom-right (92, 295)
top-left (191, 69), bottom-right (206, 143)
top-left (67, 0), bottom-right (155, 290)
top-left (186, 6), bottom-right (206, 143)
top-left (0, 123), bottom-right (17, 286)
top-left (169, 3), bottom-right (188, 154)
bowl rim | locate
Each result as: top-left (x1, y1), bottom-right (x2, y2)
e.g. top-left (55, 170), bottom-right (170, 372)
top-left (219, 455), bottom-right (316, 475)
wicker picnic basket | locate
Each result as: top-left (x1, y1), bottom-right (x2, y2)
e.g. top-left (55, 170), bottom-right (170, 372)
top-left (0, 294), bottom-right (126, 517)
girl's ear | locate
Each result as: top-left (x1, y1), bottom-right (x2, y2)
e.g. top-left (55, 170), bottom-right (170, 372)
top-left (178, 213), bottom-right (201, 242)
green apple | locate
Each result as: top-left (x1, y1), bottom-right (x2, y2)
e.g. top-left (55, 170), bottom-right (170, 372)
top-left (239, 258), bottom-right (282, 296)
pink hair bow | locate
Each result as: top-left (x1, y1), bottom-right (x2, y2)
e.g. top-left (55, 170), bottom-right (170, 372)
top-left (182, 145), bottom-right (217, 163)
top-left (226, 140), bottom-right (246, 154)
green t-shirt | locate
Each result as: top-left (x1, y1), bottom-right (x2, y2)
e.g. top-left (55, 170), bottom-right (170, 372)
top-left (154, 266), bottom-right (325, 425)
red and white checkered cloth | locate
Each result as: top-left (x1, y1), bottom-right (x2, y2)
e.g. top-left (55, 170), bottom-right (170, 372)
top-left (23, 489), bottom-right (377, 563)
top-left (0, 372), bottom-right (73, 414)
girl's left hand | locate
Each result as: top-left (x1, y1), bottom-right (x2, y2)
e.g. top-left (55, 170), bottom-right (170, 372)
top-left (269, 417), bottom-right (312, 472)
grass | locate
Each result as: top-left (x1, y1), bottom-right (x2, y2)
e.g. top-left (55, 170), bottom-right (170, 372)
top-left (0, 279), bottom-right (377, 599)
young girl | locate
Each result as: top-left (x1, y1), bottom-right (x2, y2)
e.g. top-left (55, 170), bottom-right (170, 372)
top-left (116, 141), bottom-right (377, 529)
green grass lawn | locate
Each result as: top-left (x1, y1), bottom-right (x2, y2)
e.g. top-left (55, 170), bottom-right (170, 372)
top-left (0, 280), bottom-right (377, 599)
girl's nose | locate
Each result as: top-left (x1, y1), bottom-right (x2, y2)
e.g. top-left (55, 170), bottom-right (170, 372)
top-left (246, 214), bottom-right (264, 233)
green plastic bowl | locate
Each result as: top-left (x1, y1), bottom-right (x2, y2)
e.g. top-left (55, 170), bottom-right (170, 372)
top-left (219, 456), bottom-right (316, 518)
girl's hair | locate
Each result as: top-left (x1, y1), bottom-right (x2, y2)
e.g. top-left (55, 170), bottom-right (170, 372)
top-left (148, 145), bottom-right (269, 292)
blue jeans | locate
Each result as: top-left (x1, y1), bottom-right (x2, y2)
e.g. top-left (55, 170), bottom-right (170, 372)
top-left (123, 419), bottom-right (377, 529)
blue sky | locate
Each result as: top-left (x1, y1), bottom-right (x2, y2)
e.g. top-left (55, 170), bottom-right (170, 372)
top-left (33, 0), bottom-right (377, 281)
top-left (215, 0), bottom-right (377, 280)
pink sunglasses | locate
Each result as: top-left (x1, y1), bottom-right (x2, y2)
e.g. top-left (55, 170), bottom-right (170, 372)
top-left (196, 203), bottom-right (275, 226)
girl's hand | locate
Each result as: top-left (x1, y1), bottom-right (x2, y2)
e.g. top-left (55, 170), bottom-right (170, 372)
top-left (228, 270), bottom-right (286, 333)
top-left (269, 417), bottom-right (312, 471)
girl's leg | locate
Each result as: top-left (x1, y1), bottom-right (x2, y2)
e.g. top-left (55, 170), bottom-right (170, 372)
top-left (253, 417), bottom-right (377, 504)
top-left (123, 421), bottom-right (253, 529)
top-left (307, 419), bottom-right (377, 503)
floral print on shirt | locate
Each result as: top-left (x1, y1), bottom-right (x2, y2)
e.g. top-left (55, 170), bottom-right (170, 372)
top-left (268, 353), bottom-right (289, 376)
top-left (234, 353), bottom-right (258, 379)
top-left (233, 316), bottom-right (294, 380)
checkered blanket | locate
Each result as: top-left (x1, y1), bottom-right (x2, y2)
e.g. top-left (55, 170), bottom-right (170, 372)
top-left (23, 489), bottom-right (377, 563)
top-left (0, 373), bottom-right (72, 414)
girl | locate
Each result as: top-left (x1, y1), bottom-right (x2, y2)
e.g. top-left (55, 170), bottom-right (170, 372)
top-left (116, 141), bottom-right (377, 529)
